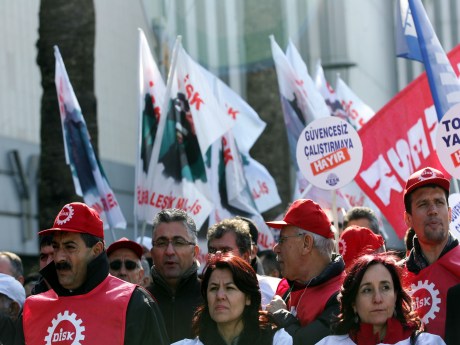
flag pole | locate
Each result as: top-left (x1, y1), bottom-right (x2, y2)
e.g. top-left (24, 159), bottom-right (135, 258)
top-left (134, 28), bottom-right (144, 242)
top-left (331, 189), bottom-right (339, 253)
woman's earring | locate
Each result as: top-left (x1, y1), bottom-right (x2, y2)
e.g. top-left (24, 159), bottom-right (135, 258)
top-left (393, 309), bottom-right (397, 318)
top-left (354, 313), bottom-right (359, 324)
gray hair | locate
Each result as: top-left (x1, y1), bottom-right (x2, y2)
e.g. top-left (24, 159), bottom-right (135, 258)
top-left (344, 206), bottom-right (379, 234)
top-left (296, 228), bottom-right (335, 259)
top-left (0, 252), bottom-right (24, 279)
top-left (151, 208), bottom-right (198, 243)
top-left (207, 218), bottom-right (252, 254)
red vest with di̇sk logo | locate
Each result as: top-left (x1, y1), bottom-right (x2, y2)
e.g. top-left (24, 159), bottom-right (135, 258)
top-left (23, 275), bottom-right (135, 344)
top-left (277, 273), bottom-right (344, 326)
top-left (403, 245), bottom-right (460, 338)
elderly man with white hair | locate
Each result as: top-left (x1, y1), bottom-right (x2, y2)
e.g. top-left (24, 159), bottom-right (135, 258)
top-left (0, 272), bottom-right (26, 345)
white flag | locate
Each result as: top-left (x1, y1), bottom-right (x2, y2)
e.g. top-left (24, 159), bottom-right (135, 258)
top-left (136, 29), bottom-right (166, 222)
top-left (336, 76), bottom-right (375, 131)
top-left (54, 46), bottom-right (126, 229)
top-left (144, 40), bottom-right (234, 227)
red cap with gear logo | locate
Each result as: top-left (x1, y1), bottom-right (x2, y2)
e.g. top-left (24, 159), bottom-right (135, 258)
top-left (265, 199), bottom-right (334, 239)
top-left (38, 202), bottom-right (104, 239)
top-left (403, 167), bottom-right (450, 201)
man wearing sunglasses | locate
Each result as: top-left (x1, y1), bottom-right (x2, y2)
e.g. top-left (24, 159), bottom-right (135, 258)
top-left (147, 208), bottom-right (203, 343)
top-left (107, 237), bottom-right (144, 285)
top-left (15, 202), bottom-right (169, 345)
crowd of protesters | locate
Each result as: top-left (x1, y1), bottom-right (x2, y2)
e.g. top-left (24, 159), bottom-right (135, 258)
top-left (0, 166), bottom-right (458, 345)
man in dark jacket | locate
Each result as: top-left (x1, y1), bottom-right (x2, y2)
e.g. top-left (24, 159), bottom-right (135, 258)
top-left (147, 208), bottom-right (203, 343)
top-left (265, 199), bottom-right (345, 345)
top-left (402, 167), bottom-right (460, 339)
top-left (15, 202), bottom-right (169, 345)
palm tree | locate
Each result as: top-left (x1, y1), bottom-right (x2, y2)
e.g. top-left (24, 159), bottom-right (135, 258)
top-left (36, 0), bottom-right (97, 228)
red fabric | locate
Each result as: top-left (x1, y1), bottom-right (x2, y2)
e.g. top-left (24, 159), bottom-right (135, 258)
top-left (287, 273), bottom-right (344, 326)
top-left (266, 199), bottom-right (334, 238)
top-left (23, 275), bottom-right (135, 344)
top-left (107, 237), bottom-right (144, 259)
top-left (354, 46), bottom-right (460, 239)
top-left (403, 167), bottom-right (449, 199)
top-left (351, 317), bottom-right (414, 345)
top-left (39, 202), bottom-right (104, 238)
top-left (275, 278), bottom-right (290, 297)
top-left (403, 245), bottom-right (460, 338)
top-left (339, 226), bottom-right (384, 268)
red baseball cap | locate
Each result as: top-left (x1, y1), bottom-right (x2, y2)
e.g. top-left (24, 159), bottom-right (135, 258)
top-left (403, 167), bottom-right (450, 201)
top-left (38, 202), bottom-right (104, 239)
top-left (107, 237), bottom-right (143, 260)
top-left (266, 199), bottom-right (334, 239)
top-left (339, 226), bottom-right (384, 268)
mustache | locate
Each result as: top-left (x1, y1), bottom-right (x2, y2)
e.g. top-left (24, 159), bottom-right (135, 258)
top-left (55, 262), bottom-right (72, 271)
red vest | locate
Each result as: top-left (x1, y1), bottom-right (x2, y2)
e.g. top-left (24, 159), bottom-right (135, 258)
top-left (23, 275), bottom-right (135, 345)
top-left (276, 273), bottom-right (344, 327)
top-left (403, 245), bottom-right (460, 338)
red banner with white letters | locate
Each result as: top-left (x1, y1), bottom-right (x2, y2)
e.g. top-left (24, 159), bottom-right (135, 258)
top-left (355, 45), bottom-right (460, 238)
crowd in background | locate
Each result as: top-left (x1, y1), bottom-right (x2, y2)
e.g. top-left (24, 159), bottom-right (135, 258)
top-left (0, 167), bottom-right (459, 345)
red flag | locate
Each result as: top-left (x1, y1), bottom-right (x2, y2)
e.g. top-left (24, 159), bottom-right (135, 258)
top-left (355, 45), bottom-right (460, 238)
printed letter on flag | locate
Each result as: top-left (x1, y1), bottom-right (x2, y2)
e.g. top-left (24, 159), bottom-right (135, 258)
top-left (355, 46), bottom-right (460, 238)
top-left (54, 46), bottom-right (126, 229)
top-left (136, 29), bottom-right (166, 222)
top-left (144, 40), bottom-right (234, 227)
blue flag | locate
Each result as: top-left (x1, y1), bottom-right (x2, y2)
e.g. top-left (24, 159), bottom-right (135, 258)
top-left (395, 0), bottom-right (423, 62)
top-left (398, 0), bottom-right (460, 121)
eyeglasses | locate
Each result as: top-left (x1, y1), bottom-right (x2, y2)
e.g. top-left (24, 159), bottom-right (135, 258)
top-left (277, 233), bottom-right (305, 245)
top-left (109, 259), bottom-right (139, 271)
top-left (152, 237), bottom-right (195, 249)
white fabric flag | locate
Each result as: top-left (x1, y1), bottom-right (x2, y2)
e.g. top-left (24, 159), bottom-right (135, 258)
top-left (285, 41), bottom-right (330, 120)
top-left (335, 76), bottom-right (375, 131)
top-left (314, 60), bottom-right (348, 120)
top-left (207, 132), bottom-right (276, 250)
top-left (201, 66), bottom-right (281, 213)
top-left (144, 40), bottom-right (234, 227)
top-left (54, 46), bottom-right (126, 229)
top-left (136, 29), bottom-right (166, 222)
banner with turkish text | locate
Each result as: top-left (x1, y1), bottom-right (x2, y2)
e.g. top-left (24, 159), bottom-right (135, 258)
top-left (355, 45), bottom-right (460, 238)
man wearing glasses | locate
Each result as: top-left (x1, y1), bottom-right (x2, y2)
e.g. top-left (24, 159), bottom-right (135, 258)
top-left (107, 237), bottom-right (144, 285)
top-left (147, 208), bottom-right (203, 343)
top-left (265, 199), bottom-right (345, 345)
top-left (15, 202), bottom-right (169, 345)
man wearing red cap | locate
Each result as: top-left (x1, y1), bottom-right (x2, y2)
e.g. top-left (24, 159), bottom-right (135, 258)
top-left (265, 199), bottom-right (345, 345)
top-left (15, 202), bottom-right (169, 345)
top-left (402, 167), bottom-right (460, 339)
top-left (107, 237), bottom-right (144, 285)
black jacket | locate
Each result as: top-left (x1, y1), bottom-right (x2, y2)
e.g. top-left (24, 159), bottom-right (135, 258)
top-left (445, 283), bottom-right (460, 345)
top-left (269, 254), bottom-right (345, 345)
top-left (147, 262), bottom-right (203, 343)
top-left (14, 252), bottom-right (169, 345)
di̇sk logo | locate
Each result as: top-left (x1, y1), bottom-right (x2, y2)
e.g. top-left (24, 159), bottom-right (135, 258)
top-left (45, 310), bottom-right (85, 344)
top-left (408, 280), bottom-right (441, 324)
top-left (418, 168), bottom-right (437, 181)
top-left (56, 205), bottom-right (75, 225)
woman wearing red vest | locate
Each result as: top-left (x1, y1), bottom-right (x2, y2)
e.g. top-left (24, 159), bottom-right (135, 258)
top-left (316, 253), bottom-right (445, 345)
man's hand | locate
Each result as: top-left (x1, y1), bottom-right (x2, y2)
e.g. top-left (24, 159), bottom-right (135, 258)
top-left (266, 295), bottom-right (287, 314)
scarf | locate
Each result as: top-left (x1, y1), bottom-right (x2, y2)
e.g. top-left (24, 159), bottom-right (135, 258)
top-left (350, 317), bottom-right (415, 345)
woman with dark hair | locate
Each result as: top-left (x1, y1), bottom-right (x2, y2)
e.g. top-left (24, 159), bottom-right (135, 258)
top-left (316, 253), bottom-right (444, 345)
top-left (172, 253), bottom-right (292, 345)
